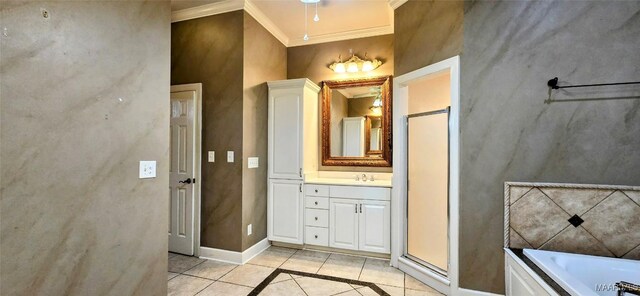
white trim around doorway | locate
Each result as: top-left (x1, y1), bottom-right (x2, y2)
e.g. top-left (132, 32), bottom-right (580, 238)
top-left (391, 56), bottom-right (460, 295)
top-left (170, 83), bottom-right (203, 257)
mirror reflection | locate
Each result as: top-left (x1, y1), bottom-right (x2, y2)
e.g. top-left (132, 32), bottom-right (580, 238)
top-left (329, 86), bottom-right (384, 158)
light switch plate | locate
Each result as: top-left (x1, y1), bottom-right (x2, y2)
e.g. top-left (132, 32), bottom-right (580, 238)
top-left (248, 157), bottom-right (259, 168)
top-left (208, 151), bottom-right (215, 163)
top-left (139, 161), bottom-right (156, 178)
top-left (227, 151), bottom-right (234, 163)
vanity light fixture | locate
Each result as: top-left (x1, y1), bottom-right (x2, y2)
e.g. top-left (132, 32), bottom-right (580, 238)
top-left (300, 0), bottom-right (320, 41)
top-left (329, 52), bottom-right (382, 73)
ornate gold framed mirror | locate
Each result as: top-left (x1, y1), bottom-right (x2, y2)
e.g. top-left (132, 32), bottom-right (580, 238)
top-left (321, 76), bottom-right (392, 167)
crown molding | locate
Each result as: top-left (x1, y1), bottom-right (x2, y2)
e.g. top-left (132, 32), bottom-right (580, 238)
top-left (243, 0), bottom-right (289, 46)
top-left (171, 0), bottom-right (244, 23)
top-left (172, 0), bottom-right (394, 47)
top-left (388, 0), bottom-right (408, 10)
top-left (288, 25), bottom-right (394, 47)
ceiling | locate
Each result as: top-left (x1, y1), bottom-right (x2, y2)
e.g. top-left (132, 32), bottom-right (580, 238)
top-left (171, 0), bottom-right (396, 47)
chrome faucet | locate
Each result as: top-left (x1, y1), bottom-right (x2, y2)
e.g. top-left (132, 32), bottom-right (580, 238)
top-left (362, 173), bottom-right (367, 182)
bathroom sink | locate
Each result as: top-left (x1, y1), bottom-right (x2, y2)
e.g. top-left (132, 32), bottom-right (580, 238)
top-left (304, 176), bottom-right (392, 187)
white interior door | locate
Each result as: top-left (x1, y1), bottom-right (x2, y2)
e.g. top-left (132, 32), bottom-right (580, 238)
top-left (330, 198), bottom-right (359, 250)
top-left (169, 89), bottom-right (196, 255)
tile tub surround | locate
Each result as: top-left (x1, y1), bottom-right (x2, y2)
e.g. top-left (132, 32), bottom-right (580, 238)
top-left (0, 1), bottom-right (170, 295)
top-left (505, 182), bottom-right (640, 259)
top-left (168, 246), bottom-right (443, 296)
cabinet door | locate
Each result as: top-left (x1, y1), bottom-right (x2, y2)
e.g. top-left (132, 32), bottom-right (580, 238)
top-left (268, 90), bottom-right (302, 179)
top-left (268, 180), bottom-right (303, 244)
top-left (359, 201), bottom-right (391, 253)
top-left (329, 198), bottom-right (359, 250)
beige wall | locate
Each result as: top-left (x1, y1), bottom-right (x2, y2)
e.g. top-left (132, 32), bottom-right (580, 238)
top-left (172, 11), bottom-right (245, 251)
top-left (242, 13), bottom-right (287, 251)
top-left (287, 35), bottom-right (394, 85)
top-left (288, 35), bottom-right (394, 172)
top-left (0, 1), bottom-right (170, 295)
top-left (408, 71), bottom-right (451, 114)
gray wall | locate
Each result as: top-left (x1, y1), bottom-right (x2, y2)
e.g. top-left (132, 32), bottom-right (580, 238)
top-left (394, 0), bottom-right (463, 76)
top-left (242, 13), bottom-right (287, 251)
top-left (172, 11), bottom-right (245, 252)
top-left (460, 1), bottom-right (640, 293)
top-left (395, 0), bottom-right (640, 293)
top-left (0, 1), bottom-right (170, 295)
top-left (172, 11), bottom-right (286, 252)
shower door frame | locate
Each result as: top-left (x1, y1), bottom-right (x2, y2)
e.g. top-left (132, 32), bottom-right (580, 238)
top-left (391, 56), bottom-right (460, 295)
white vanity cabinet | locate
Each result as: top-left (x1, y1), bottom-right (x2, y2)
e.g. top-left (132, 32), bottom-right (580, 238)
top-left (267, 79), bottom-right (320, 245)
top-left (305, 184), bottom-right (391, 254)
top-left (329, 198), bottom-right (360, 250)
top-left (267, 79), bottom-right (319, 180)
top-left (358, 200), bottom-right (391, 253)
top-left (268, 179), bottom-right (304, 244)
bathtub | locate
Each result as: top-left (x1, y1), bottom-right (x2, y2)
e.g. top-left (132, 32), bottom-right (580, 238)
top-left (524, 249), bottom-right (640, 296)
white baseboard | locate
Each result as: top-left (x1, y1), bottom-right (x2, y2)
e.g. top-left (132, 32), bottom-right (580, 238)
top-left (458, 288), bottom-right (504, 296)
top-left (199, 238), bottom-right (270, 265)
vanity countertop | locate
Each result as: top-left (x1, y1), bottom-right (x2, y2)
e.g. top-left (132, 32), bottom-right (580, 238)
top-left (304, 177), bottom-right (392, 188)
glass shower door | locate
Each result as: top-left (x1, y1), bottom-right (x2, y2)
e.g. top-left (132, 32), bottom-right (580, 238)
top-left (406, 108), bottom-right (450, 275)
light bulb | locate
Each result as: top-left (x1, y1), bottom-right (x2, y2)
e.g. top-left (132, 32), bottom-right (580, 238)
top-left (362, 61), bottom-right (374, 72)
top-left (347, 62), bottom-right (358, 73)
top-left (333, 63), bottom-right (346, 73)
top-left (303, 34), bottom-right (309, 41)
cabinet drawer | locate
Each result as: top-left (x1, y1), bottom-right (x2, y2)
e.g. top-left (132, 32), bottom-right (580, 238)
top-left (305, 226), bottom-right (329, 246)
top-left (305, 196), bottom-right (329, 209)
top-left (304, 184), bottom-right (329, 197)
top-left (305, 209), bottom-right (329, 227)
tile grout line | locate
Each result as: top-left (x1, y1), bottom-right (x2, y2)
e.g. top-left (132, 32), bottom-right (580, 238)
top-left (578, 189), bottom-right (618, 216)
top-left (291, 275), bottom-right (310, 296)
top-left (316, 252), bottom-right (332, 274)
top-left (357, 257), bottom-right (367, 281)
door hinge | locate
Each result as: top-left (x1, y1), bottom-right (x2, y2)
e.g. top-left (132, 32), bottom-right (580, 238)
top-left (299, 183), bottom-right (302, 193)
top-left (299, 168), bottom-right (302, 177)
top-left (359, 204), bottom-right (362, 213)
top-left (355, 204), bottom-right (358, 213)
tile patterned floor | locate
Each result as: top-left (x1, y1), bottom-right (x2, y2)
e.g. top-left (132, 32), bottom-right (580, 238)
top-left (168, 247), bottom-right (443, 296)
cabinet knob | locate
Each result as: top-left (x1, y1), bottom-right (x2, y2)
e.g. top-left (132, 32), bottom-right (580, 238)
top-left (314, 235), bottom-right (318, 239)
top-left (315, 189), bottom-right (318, 193)
top-left (315, 217), bottom-right (318, 221)
top-left (314, 201), bottom-right (318, 205)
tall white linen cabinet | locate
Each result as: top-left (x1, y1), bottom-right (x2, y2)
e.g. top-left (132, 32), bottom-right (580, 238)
top-left (267, 79), bottom-right (320, 244)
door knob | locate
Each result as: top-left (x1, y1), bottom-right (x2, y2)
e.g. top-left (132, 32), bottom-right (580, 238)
top-left (179, 178), bottom-right (193, 184)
